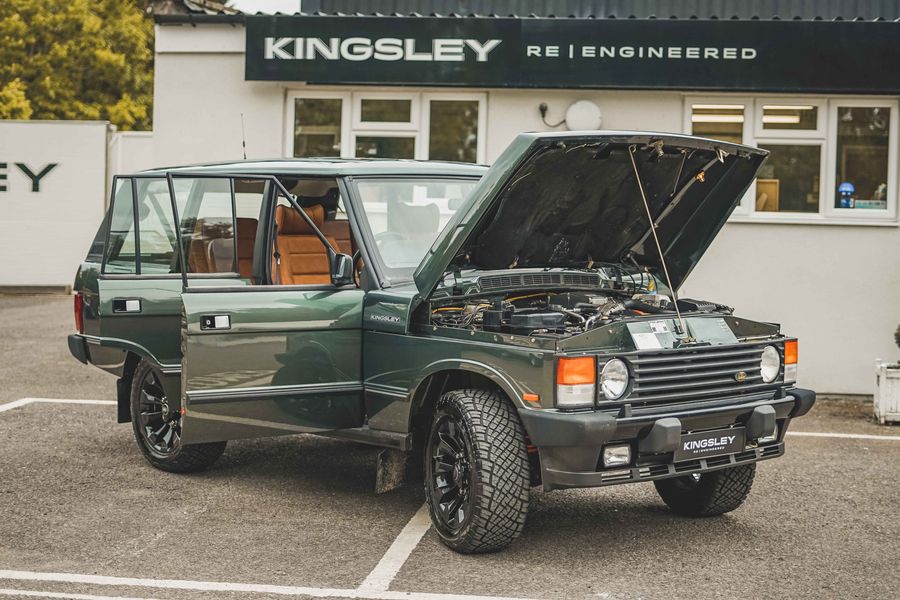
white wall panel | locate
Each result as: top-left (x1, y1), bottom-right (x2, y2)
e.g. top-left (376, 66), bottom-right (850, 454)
top-left (0, 120), bottom-right (109, 287)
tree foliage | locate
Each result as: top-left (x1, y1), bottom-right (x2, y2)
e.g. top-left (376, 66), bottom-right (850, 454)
top-left (0, 0), bottom-right (153, 130)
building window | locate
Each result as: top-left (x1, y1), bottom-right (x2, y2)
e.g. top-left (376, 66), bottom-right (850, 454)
top-left (291, 95), bottom-right (348, 158)
top-left (428, 99), bottom-right (479, 163)
top-left (690, 103), bottom-right (746, 144)
top-left (761, 104), bottom-right (819, 131)
top-left (360, 99), bottom-right (412, 124)
top-left (834, 106), bottom-right (891, 210)
top-left (355, 135), bottom-right (416, 159)
top-left (286, 91), bottom-right (486, 164)
top-left (686, 96), bottom-right (897, 223)
top-left (756, 144), bottom-right (821, 213)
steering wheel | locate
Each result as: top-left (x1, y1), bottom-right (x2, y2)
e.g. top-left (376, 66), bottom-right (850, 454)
top-left (374, 231), bottom-right (405, 247)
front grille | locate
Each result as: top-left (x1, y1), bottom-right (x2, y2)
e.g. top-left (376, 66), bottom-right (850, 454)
top-left (608, 341), bottom-right (783, 406)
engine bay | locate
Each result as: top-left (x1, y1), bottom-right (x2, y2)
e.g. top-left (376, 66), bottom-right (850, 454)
top-left (429, 290), bottom-right (732, 338)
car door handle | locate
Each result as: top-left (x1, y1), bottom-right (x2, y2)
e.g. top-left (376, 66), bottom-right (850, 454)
top-left (112, 298), bottom-right (141, 313)
top-left (200, 315), bottom-right (231, 331)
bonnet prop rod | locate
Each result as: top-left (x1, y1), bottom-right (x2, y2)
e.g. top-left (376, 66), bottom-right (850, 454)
top-left (627, 144), bottom-right (689, 338)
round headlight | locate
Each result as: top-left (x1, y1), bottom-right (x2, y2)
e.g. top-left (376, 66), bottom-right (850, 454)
top-left (760, 345), bottom-right (781, 383)
top-left (600, 359), bottom-right (629, 400)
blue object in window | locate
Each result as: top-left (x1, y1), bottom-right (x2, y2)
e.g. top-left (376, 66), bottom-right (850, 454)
top-left (838, 182), bottom-right (855, 208)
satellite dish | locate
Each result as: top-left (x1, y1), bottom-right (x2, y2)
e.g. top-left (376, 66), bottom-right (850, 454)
top-left (565, 100), bottom-right (603, 131)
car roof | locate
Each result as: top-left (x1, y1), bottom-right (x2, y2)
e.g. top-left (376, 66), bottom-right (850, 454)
top-left (135, 157), bottom-right (488, 178)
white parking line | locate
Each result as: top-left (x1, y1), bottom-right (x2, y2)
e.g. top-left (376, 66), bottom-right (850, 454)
top-left (0, 398), bottom-right (115, 412)
top-left (358, 504), bottom-right (432, 594)
top-left (0, 588), bottom-right (159, 600)
top-left (787, 431), bottom-right (900, 441)
top-left (0, 571), bottom-right (542, 600)
top-left (0, 398), bottom-right (540, 600)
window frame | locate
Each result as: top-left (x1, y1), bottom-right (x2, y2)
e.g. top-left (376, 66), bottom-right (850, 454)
top-left (101, 175), bottom-right (139, 276)
top-left (352, 91), bottom-right (420, 132)
top-left (683, 96), bottom-right (754, 216)
top-left (750, 137), bottom-right (827, 219)
top-left (284, 89), bottom-right (488, 164)
top-left (284, 90), bottom-right (352, 159)
top-left (753, 98), bottom-right (826, 139)
top-left (824, 98), bottom-right (898, 222)
top-left (684, 95), bottom-right (899, 225)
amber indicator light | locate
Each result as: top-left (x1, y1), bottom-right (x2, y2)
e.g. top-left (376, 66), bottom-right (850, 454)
top-left (784, 340), bottom-right (798, 365)
top-left (557, 356), bottom-right (596, 385)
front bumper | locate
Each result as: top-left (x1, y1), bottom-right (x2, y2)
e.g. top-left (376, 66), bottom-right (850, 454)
top-left (518, 388), bottom-right (815, 491)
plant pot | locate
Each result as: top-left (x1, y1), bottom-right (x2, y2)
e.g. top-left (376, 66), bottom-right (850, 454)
top-left (874, 361), bottom-right (900, 425)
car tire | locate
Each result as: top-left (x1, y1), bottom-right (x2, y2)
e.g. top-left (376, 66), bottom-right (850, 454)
top-left (129, 360), bottom-right (226, 473)
top-left (424, 388), bottom-right (530, 554)
top-left (654, 463), bottom-right (756, 517)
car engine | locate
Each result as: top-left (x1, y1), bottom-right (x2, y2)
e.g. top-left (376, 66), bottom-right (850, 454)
top-left (429, 291), bottom-right (731, 337)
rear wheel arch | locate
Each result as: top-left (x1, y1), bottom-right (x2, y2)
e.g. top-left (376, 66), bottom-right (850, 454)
top-left (116, 352), bottom-right (142, 423)
top-left (117, 351), bottom-right (178, 423)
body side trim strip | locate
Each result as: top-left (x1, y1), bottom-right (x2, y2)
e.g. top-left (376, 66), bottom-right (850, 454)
top-left (186, 381), bottom-right (363, 404)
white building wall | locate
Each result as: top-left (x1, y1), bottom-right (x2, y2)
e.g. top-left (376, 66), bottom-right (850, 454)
top-left (154, 24), bottom-right (283, 166)
top-left (108, 131), bottom-right (155, 177)
top-left (0, 120), bottom-right (109, 288)
top-left (150, 23), bottom-right (900, 394)
top-left (682, 223), bottom-right (900, 395)
top-left (484, 89), bottom-right (683, 160)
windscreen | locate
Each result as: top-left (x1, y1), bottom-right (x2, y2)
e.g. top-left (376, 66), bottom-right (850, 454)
top-left (351, 177), bottom-right (479, 282)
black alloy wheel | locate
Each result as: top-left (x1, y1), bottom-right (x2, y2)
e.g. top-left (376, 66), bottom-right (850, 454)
top-left (137, 367), bottom-right (180, 457)
top-left (423, 389), bottom-right (530, 554)
top-left (129, 360), bottom-right (226, 473)
top-left (428, 415), bottom-right (474, 533)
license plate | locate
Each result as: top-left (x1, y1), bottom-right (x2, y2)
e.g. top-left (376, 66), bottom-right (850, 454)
top-left (674, 427), bottom-right (746, 461)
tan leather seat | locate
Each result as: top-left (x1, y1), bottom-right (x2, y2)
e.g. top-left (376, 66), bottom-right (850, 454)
top-left (321, 219), bottom-right (355, 256)
top-left (274, 204), bottom-right (338, 285)
top-left (188, 218), bottom-right (211, 273)
top-left (236, 217), bottom-right (257, 278)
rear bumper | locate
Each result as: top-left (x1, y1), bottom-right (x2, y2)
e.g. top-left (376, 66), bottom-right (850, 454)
top-left (67, 334), bottom-right (89, 364)
top-left (518, 388), bottom-right (815, 491)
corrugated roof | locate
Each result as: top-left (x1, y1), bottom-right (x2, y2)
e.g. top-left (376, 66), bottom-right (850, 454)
top-left (152, 0), bottom-right (900, 20)
top-left (303, 0), bottom-right (900, 20)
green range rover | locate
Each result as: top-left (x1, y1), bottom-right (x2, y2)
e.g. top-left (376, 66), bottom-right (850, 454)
top-left (69, 131), bottom-right (815, 553)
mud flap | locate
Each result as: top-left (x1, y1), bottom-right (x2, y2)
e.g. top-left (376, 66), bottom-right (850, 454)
top-left (375, 448), bottom-right (409, 494)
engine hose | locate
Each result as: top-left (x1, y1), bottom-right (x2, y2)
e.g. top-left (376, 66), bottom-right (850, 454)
top-left (623, 298), bottom-right (674, 314)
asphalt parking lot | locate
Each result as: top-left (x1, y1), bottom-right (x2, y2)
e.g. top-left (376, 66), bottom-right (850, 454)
top-left (1, 294), bottom-right (899, 600)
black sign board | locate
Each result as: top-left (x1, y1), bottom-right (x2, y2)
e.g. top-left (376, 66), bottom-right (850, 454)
top-left (245, 16), bottom-right (900, 94)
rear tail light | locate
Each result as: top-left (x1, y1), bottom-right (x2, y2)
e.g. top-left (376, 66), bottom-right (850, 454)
top-left (74, 292), bottom-right (84, 334)
top-left (784, 340), bottom-right (798, 383)
top-left (556, 356), bottom-right (595, 409)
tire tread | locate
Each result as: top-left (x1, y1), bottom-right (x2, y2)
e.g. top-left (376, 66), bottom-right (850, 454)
top-left (426, 388), bottom-right (530, 553)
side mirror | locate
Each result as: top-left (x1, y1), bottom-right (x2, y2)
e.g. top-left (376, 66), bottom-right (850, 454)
top-left (330, 252), bottom-right (354, 287)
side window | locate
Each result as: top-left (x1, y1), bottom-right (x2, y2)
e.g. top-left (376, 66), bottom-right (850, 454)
top-left (233, 178), bottom-right (266, 279)
top-left (173, 178), bottom-right (237, 275)
top-left (136, 179), bottom-right (179, 274)
top-left (271, 177), bottom-right (359, 286)
top-left (103, 178), bottom-right (137, 274)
